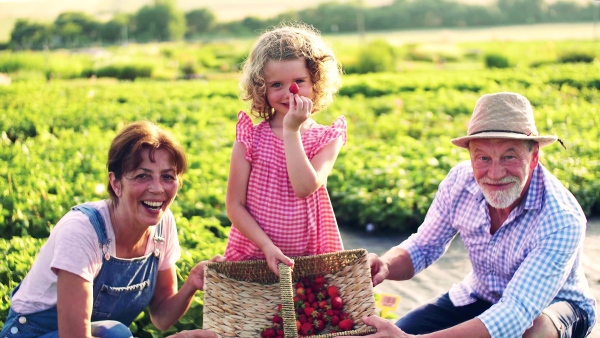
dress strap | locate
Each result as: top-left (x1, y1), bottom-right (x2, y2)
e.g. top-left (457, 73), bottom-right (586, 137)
top-left (72, 203), bottom-right (111, 260)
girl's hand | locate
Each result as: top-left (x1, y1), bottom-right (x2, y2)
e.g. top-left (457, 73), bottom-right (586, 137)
top-left (186, 255), bottom-right (226, 291)
top-left (339, 315), bottom-right (413, 337)
top-left (263, 244), bottom-right (294, 276)
top-left (283, 93), bottom-right (313, 132)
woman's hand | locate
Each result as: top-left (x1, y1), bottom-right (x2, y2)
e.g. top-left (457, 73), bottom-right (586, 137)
top-left (263, 244), bottom-right (294, 276)
top-left (167, 329), bottom-right (218, 338)
top-left (187, 255), bottom-right (226, 291)
top-left (339, 316), bottom-right (414, 337)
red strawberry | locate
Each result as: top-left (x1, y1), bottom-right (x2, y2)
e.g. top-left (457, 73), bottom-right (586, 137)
top-left (299, 314), bottom-right (308, 324)
top-left (313, 319), bottom-right (326, 331)
top-left (307, 293), bottom-right (317, 303)
top-left (276, 329), bottom-right (284, 337)
top-left (289, 82), bottom-right (299, 94)
top-left (296, 286), bottom-right (305, 296)
top-left (318, 300), bottom-right (328, 309)
top-left (272, 314), bottom-right (283, 325)
top-left (338, 319), bottom-right (354, 331)
top-left (314, 275), bottom-right (325, 284)
top-left (296, 320), bottom-right (302, 331)
top-left (340, 312), bottom-right (350, 320)
top-left (299, 322), bottom-right (314, 335)
top-left (330, 315), bottom-right (340, 326)
top-left (327, 285), bottom-right (339, 298)
top-left (331, 296), bottom-right (343, 310)
top-left (261, 327), bottom-right (276, 338)
top-left (303, 307), bottom-right (316, 317)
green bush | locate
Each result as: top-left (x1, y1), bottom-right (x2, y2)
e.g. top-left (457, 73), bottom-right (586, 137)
top-left (484, 53), bottom-right (510, 68)
top-left (352, 39), bottom-right (396, 74)
top-left (95, 63), bottom-right (153, 80)
top-left (558, 50), bottom-right (595, 64)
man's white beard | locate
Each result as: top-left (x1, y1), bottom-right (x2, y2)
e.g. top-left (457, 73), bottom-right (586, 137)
top-left (479, 176), bottom-right (524, 209)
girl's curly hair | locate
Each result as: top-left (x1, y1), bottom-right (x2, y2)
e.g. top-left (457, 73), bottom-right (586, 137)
top-left (239, 22), bottom-right (342, 120)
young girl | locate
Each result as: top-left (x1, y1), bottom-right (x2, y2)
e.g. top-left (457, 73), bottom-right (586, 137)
top-left (225, 23), bottom-right (345, 275)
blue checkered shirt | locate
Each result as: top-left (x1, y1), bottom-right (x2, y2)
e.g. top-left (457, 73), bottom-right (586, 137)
top-left (399, 161), bottom-right (596, 337)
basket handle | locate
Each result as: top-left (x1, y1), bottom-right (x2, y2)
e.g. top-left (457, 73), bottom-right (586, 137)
top-left (278, 263), bottom-right (298, 338)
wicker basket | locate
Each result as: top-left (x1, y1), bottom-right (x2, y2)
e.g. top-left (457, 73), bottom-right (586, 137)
top-left (203, 249), bottom-right (378, 337)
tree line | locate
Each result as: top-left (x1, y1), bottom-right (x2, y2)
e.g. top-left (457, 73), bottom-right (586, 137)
top-left (6, 0), bottom-right (598, 50)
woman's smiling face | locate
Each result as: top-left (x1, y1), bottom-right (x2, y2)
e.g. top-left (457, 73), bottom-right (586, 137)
top-left (110, 147), bottom-right (179, 228)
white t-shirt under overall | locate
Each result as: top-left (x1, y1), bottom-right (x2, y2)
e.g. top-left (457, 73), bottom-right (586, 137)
top-left (10, 200), bottom-right (181, 314)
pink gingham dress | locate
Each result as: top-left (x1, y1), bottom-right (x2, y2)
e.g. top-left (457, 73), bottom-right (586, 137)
top-left (225, 111), bottom-right (346, 261)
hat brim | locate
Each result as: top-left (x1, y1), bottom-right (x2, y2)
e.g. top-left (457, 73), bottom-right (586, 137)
top-left (451, 132), bottom-right (558, 148)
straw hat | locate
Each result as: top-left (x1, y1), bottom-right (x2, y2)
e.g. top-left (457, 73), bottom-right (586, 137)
top-left (451, 92), bottom-right (558, 148)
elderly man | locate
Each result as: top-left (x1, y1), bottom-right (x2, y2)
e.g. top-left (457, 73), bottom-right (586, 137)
top-left (349, 92), bottom-right (596, 337)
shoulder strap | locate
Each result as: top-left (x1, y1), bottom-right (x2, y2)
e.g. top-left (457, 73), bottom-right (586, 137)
top-left (71, 203), bottom-right (110, 247)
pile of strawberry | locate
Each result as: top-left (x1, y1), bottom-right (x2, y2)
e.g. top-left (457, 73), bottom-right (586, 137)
top-left (261, 275), bottom-right (355, 337)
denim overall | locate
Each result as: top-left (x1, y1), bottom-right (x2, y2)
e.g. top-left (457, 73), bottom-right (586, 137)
top-left (0, 203), bottom-right (163, 338)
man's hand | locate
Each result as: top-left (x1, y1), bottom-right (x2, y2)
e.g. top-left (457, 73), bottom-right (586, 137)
top-left (167, 329), bottom-right (218, 338)
top-left (368, 253), bottom-right (389, 287)
top-left (338, 315), bottom-right (414, 337)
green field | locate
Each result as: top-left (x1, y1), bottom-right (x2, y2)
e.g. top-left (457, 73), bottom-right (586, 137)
top-left (0, 30), bottom-right (599, 336)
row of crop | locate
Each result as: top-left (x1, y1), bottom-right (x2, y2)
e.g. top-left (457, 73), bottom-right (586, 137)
top-left (1, 64), bottom-right (598, 335)
top-left (1, 63), bottom-right (599, 238)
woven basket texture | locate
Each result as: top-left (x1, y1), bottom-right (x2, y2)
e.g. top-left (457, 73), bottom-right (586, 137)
top-left (203, 249), bottom-right (377, 337)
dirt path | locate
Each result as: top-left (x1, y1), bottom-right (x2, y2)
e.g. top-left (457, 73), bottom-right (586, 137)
top-left (340, 217), bottom-right (600, 337)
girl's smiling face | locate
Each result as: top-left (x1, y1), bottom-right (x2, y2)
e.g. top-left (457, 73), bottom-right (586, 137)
top-left (110, 147), bottom-right (179, 229)
top-left (264, 58), bottom-right (314, 115)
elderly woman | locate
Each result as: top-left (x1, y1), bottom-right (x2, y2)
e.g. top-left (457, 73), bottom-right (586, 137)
top-left (0, 121), bottom-right (219, 338)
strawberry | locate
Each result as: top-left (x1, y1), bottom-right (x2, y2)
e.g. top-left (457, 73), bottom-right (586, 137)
top-left (314, 275), bottom-right (325, 284)
top-left (331, 296), bottom-right (343, 310)
top-left (296, 320), bottom-right (302, 331)
top-left (303, 307), bottom-right (316, 317)
top-left (296, 286), bottom-right (305, 296)
top-left (289, 82), bottom-right (299, 94)
top-left (298, 314), bottom-right (308, 324)
top-left (327, 285), bottom-right (339, 298)
top-left (330, 315), bottom-right (340, 326)
top-left (338, 319), bottom-right (354, 331)
top-left (276, 329), bottom-right (284, 337)
top-left (272, 314), bottom-right (283, 325)
top-left (299, 322), bottom-right (314, 335)
top-left (307, 293), bottom-right (317, 303)
top-left (261, 327), bottom-right (276, 338)
top-left (339, 312), bottom-right (350, 320)
top-left (313, 319), bottom-right (326, 331)
top-left (318, 300), bottom-right (328, 309)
